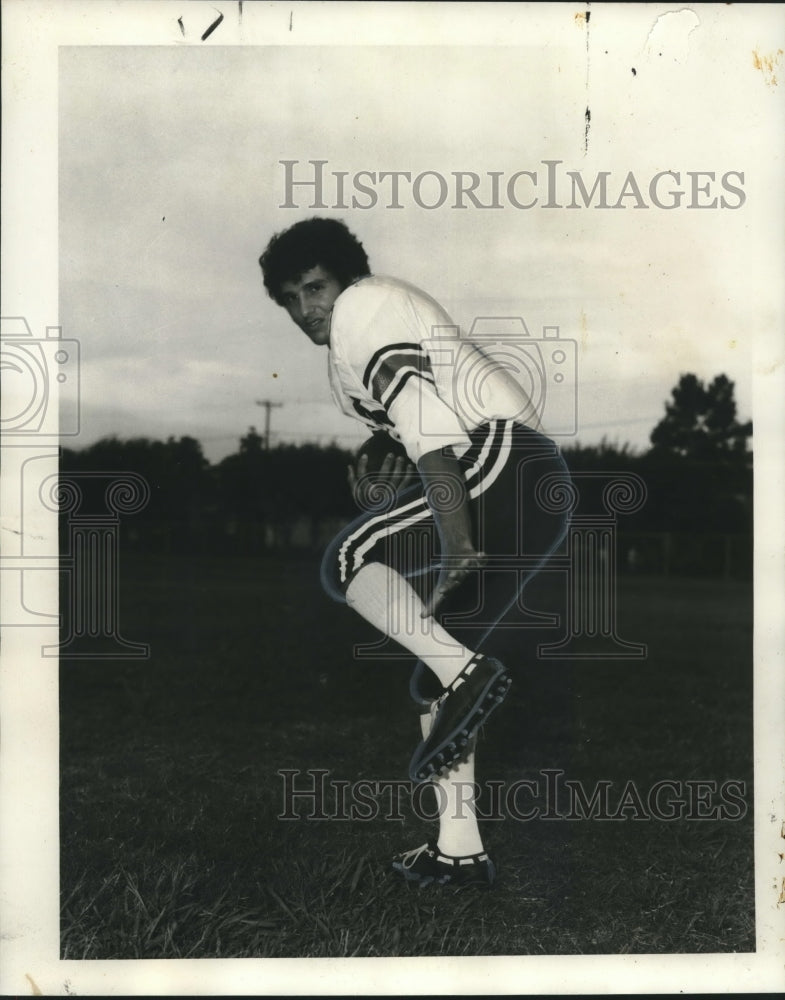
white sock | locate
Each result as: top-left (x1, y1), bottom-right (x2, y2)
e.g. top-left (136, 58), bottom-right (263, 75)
top-left (345, 562), bottom-right (474, 688)
top-left (419, 711), bottom-right (484, 857)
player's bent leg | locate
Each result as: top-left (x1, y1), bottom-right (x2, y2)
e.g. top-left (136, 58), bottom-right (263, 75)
top-left (342, 561), bottom-right (513, 782)
top-left (323, 485), bottom-right (509, 779)
top-left (344, 562), bottom-right (475, 689)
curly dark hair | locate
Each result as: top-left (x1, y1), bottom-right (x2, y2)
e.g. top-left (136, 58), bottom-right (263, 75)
top-left (259, 218), bottom-right (371, 305)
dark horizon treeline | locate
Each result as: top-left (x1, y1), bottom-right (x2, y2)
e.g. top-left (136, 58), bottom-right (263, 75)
top-left (59, 373), bottom-right (752, 576)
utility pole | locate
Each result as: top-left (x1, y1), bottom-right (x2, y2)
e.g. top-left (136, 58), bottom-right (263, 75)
top-left (255, 400), bottom-right (283, 450)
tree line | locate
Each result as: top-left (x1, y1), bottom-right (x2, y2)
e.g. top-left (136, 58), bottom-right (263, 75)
top-left (60, 373), bottom-right (752, 556)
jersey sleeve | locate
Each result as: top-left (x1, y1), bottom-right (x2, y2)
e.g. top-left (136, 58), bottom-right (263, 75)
top-left (332, 280), bottom-right (472, 463)
top-left (361, 341), bottom-right (471, 463)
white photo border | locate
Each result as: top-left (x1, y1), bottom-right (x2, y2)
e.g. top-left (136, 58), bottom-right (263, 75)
top-left (2, 1), bottom-right (784, 995)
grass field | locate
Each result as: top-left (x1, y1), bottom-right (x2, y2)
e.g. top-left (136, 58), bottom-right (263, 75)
top-left (60, 552), bottom-right (754, 958)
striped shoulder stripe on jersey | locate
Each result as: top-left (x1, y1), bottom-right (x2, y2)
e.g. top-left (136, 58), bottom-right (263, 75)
top-left (337, 420), bottom-right (512, 585)
top-left (350, 396), bottom-right (394, 429)
top-left (362, 342), bottom-right (436, 412)
top-left (362, 342), bottom-right (424, 388)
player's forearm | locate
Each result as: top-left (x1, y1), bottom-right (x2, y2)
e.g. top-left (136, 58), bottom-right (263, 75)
top-left (417, 447), bottom-right (476, 555)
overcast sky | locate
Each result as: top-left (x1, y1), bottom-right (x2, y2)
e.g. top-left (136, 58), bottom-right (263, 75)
top-left (57, 8), bottom-right (781, 461)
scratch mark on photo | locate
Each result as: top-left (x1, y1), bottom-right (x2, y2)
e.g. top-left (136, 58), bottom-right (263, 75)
top-left (201, 10), bottom-right (224, 42)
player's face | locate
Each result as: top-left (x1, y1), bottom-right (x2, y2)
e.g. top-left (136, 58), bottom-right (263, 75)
top-left (280, 266), bottom-right (344, 346)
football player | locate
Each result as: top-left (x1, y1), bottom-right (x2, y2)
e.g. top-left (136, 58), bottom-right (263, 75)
top-left (259, 218), bottom-right (570, 887)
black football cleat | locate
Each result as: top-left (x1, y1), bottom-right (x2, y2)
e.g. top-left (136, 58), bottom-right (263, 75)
top-left (408, 654), bottom-right (511, 783)
top-left (391, 841), bottom-right (496, 888)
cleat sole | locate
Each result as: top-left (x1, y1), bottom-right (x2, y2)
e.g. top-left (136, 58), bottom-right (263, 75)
top-left (410, 661), bottom-right (512, 782)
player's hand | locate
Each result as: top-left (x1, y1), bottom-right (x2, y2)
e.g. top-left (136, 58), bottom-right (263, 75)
top-left (422, 549), bottom-right (487, 619)
top-left (382, 451), bottom-right (417, 493)
top-left (346, 452), bottom-right (369, 502)
top-left (347, 451), bottom-right (417, 507)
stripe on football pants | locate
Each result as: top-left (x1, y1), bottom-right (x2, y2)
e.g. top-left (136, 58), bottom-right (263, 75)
top-left (337, 420), bottom-right (512, 585)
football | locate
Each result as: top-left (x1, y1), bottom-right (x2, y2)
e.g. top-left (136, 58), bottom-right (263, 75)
top-left (355, 431), bottom-right (409, 477)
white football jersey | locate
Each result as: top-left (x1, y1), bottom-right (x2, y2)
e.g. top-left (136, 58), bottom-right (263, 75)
top-left (327, 275), bottom-right (537, 463)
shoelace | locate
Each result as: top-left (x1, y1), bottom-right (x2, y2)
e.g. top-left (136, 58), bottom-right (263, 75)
top-left (429, 655), bottom-right (486, 725)
top-left (399, 842), bottom-right (434, 870)
top-left (431, 660), bottom-right (475, 710)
